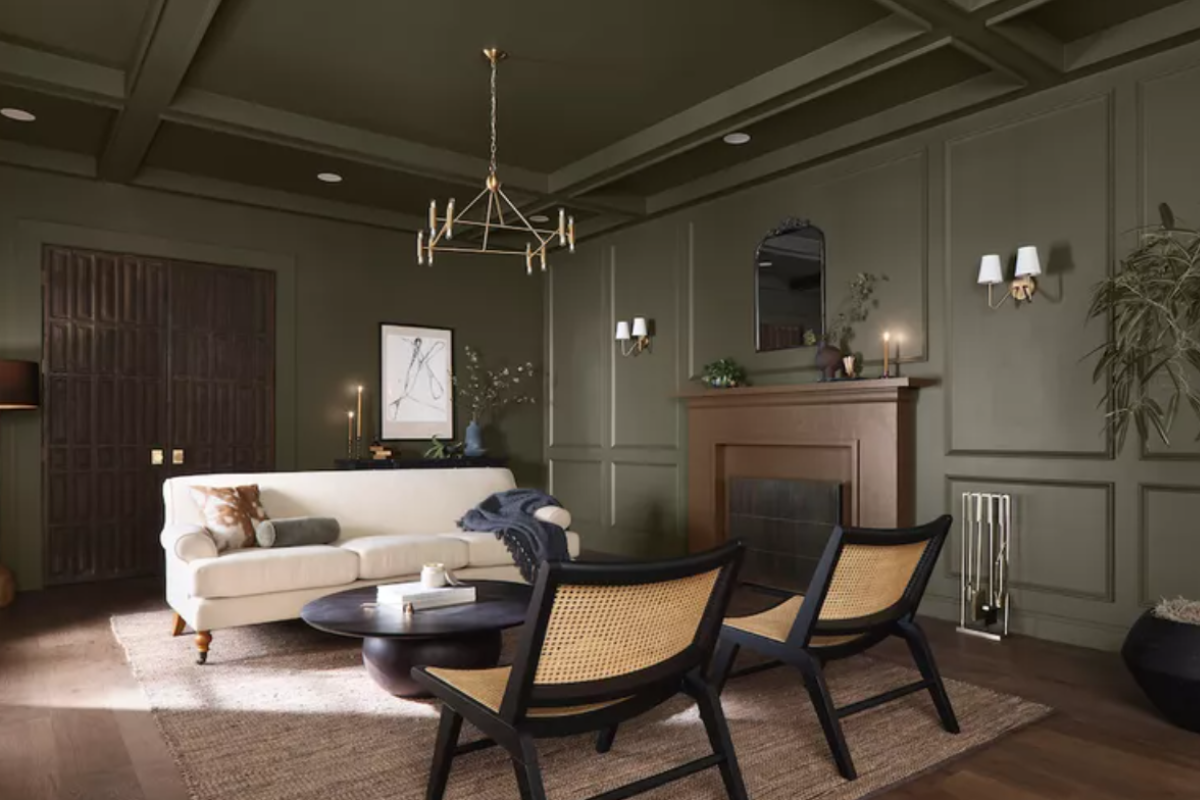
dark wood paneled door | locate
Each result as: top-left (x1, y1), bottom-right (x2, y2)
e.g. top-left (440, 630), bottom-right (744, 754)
top-left (42, 246), bottom-right (275, 585)
top-left (167, 260), bottom-right (275, 479)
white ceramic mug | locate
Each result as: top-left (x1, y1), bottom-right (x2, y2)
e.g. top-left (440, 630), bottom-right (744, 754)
top-left (421, 562), bottom-right (447, 589)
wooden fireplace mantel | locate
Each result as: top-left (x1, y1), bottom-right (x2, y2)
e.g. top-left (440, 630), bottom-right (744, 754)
top-left (681, 377), bottom-right (934, 552)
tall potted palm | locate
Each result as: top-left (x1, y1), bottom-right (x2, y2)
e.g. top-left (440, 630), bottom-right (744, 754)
top-left (1088, 203), bottom-right (1200, 732)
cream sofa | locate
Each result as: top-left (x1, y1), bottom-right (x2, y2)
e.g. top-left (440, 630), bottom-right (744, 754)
top-left (160, 468), bottom-right (579, 663)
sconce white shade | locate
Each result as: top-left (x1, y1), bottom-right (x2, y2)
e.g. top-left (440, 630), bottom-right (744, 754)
top-left (631, 317), bottom-right (648, 338)
top-left (977, 254), bottom-right (1004, 285)
top-left (1014, 246), bottom-right (1042, 277)
top-left (615, 321), bottom-right (631, 341)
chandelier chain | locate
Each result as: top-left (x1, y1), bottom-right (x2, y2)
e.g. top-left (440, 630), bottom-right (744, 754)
top-left (489, 54), bottom-right (498, 178)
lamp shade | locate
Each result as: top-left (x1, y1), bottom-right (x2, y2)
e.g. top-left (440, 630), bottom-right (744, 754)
top-left (0, 360), bottom-right (39, 409)
top-left (977, 254), bottom-right (1004, 285)
top-left (615, 321), bottom-right (631, 341)
top-left (1014, 246), bottom-right (1042, 277)
top-left (631, 317), bottom-right (648, 338)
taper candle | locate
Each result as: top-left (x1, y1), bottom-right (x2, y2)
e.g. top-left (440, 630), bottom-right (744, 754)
top-left (882, 331), bottom-right (890, 378)
top-left (356, 385), bottom-right (363, 439)
top-left (347, 411), bottom-right (354, 454)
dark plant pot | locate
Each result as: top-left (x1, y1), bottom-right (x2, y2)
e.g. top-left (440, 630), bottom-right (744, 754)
top-left (815, 344), bottom-right (843, 381)
top-left (1122, 610), bottom-right (1200, 733)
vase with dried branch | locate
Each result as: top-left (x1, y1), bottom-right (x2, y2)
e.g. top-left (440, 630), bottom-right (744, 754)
top-left (818, 272), bottom-right (886, 380)
top-left (453, 346), bottom-right (537, 456)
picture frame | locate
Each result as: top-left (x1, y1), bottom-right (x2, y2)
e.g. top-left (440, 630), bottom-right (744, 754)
top-left (378, 323), bottom-right (455, 441)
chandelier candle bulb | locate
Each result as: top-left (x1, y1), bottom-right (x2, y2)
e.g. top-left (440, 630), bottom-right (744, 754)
top-left (417, 230), bottom-right (425, 265)
top-left (525, 242), bottom-right (533, 276)
top-left (445, 199), bottom-right (455, 239)
top-left (429, 200), bottom-right (437, 238)
top-left (539, 248), bottom-right (547, 272)
top-left (568, 216), bottom-right (576, 252)
top-left (558, 209), bottom-right (566, 245)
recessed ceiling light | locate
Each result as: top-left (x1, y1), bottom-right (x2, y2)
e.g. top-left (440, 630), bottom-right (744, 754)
top-left (529, 214), bottom-right (550, 223)
top-left (723, 132), bottom-right (751, 145)
top-left (1, 107), bottom-right (36, 122)
top-left (316, 172), bottom-right (343, 183)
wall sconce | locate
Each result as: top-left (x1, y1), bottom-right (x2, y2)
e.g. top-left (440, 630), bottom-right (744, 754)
top-left (978, 246), bottom-right (1042, 308)
top-left (615, 317), bottom-right (651, 357)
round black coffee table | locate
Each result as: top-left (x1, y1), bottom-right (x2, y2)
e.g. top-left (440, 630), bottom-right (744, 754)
top-left (301, 580), bottom-right (531, 697)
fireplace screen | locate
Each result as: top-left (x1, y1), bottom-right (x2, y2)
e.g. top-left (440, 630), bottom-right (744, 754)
top-left (728, 477), bottom-right (843, 593)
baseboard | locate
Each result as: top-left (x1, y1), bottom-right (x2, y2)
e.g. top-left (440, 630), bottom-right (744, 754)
top-left (919, 595), bottom-right (1128, 652)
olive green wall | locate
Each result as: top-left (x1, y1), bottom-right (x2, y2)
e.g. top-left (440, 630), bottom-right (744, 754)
top-left (0, 166), bottom-right (545, 591)
top-left (545, 41), bottom-right (1200, 651)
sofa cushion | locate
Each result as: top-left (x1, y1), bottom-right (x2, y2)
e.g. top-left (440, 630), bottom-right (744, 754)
top-left (450, 531), bottom-right (584, 567)
top-left (338, 534), bottom-right (469, 580)
top-left (189, 545), bottom-right (357, 599)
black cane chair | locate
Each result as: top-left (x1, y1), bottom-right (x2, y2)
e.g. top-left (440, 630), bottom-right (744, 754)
top-left (711, 515), bottom-right (958, 781)
top-left (411, 541), bottom-right (748, 800)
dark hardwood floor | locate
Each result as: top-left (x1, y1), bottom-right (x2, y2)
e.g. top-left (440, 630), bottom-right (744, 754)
top-left (1, 579), bottom-right (1198, 799)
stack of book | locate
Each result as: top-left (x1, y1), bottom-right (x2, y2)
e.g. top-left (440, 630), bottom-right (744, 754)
top-left (376, 582), bottom-right (476, 610)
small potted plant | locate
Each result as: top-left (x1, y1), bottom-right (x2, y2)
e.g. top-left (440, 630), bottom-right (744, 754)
top-left (454, 346), bottom-right (537, 457)
top-left (698, 358), bottom-right (748, 389)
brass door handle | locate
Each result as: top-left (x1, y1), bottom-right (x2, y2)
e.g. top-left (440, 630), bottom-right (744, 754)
top-left (151, 448), bottom-right (164, 466)
top-left (172, 449), bottom-right (185, 465)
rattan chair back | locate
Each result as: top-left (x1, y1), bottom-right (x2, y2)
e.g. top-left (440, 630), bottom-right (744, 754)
top-left (499, 541), bottom-right (743, 721)
top-left (786, 515), bottom-right (952, 647)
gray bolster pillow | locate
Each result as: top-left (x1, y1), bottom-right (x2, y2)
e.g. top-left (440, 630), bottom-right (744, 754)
top-left (256, 517), bottom-right (341, 548)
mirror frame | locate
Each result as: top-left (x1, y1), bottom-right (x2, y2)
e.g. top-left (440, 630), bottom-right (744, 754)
top-left (754, 217), bottom-right (826, 353)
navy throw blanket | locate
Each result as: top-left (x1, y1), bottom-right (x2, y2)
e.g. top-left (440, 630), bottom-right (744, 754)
top-left (458, 489), bottom-right (569, 583)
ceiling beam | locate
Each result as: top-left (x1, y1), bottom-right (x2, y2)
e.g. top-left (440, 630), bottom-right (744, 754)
top-left (0, 139), bottom-right (96, 179)
top-left (165, 88), bottom-right (547, 195)
top-left (0, 41), bottom-right (124, 106)
top-left (134, 167), bottom-right (426, 232)
top-left (99, 0), bottom-right (224, 182)
top-left (1065, 0), bottom-right (1200, 71)
top-left (547, 14), bottom-right (930, 196)
top-left (872, 0), bottom-right (1061, 83)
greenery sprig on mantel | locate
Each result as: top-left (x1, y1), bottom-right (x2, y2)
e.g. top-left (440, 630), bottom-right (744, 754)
top-left (1088, 203), bottom-right (1200, 452)
top-left (826, 272), bottom-right (887, 351)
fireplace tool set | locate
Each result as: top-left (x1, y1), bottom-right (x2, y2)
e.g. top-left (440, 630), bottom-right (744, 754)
top-left (957, 492), bottom-right (1012, 641)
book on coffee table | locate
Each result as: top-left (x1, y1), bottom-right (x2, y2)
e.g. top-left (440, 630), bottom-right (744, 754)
top-left (375, 582), bottom-right (476, 610)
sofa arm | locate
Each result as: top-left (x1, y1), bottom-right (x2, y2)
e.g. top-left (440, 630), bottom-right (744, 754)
top-left (161, 523), bottom-right (218, 563)
top-left (534, 505), bottom-right (572, 530)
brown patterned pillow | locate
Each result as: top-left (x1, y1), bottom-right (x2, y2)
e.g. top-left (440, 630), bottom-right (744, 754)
top-left (190, 485), bottom-right (270, 552)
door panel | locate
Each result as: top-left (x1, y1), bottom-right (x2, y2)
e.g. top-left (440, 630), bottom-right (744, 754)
top-left (43, 246), bottom-right (275, 584)
top-left (167, 260), bottom-right (275, 478)
top-left (43, 246), bottom-right (169, 584)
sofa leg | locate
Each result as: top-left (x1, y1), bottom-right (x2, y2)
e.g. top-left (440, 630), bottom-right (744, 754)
top-left (195, 630), bottom-right (212, 665)
top-left (172, 613), bottom-right (186, 637)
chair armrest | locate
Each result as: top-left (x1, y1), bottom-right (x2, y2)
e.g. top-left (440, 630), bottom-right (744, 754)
top-left (160, 523), bottom-right (218, 563)
top-left (534, 505), bottom-right (572, 530)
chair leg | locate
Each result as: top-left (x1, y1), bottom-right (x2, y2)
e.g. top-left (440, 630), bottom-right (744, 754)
top-left (795, 655), bottom-right (857, 780)
top-left (171, 613), bottom-right (186, 637)
top-left (709, 636), bottom-right (740, 695)
top-left (426, 706), bottom-right (463, 800)
top-left (595, 725), bottom-right (618, 754)
top-left (692, 677), bottom-right (749, 800)
top-left (509, 735), bottom-right (547, 800)
top-left (898, 619), bottom-right (960, 734)
top-left (195, 631), bottom-right (212, 665)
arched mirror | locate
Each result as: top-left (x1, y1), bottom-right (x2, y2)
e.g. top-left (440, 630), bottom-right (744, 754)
top-left (755, 219), bottom-right (825, 352)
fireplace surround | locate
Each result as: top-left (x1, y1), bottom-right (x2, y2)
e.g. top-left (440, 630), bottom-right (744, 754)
top-left (681, 378), bottom-right (932, 554)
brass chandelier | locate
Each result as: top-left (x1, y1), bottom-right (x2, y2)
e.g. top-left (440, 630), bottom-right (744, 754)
top-left (418, 48), bottom-right (575, 274)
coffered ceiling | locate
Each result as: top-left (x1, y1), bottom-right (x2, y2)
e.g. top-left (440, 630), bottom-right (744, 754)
top-left (1, 0), bottom-right (1198, 237)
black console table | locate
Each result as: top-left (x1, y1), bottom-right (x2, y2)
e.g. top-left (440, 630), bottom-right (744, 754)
top-left (333, 457), bottom-right (509, 470)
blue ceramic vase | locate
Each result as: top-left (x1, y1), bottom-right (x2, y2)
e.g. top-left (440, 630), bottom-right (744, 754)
top-left (464, 419), bottom-right (486, 457)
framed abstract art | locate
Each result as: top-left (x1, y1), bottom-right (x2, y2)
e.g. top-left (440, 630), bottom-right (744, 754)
top-left (379, 323), bottom-right (454, 440)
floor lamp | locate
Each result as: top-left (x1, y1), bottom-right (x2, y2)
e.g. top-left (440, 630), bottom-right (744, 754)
top-left (0, 359), bottom-right (39, 608)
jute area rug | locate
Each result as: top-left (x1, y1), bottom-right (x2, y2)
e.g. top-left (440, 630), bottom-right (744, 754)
top-left (112, 612), bottom-right (1048, 800)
